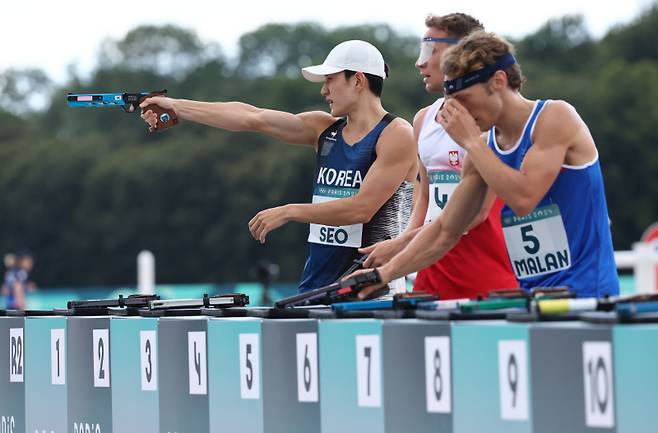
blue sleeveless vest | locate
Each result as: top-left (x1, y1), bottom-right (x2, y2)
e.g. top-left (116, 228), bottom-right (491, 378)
top-left (489, 100), bottom-right (619, 298)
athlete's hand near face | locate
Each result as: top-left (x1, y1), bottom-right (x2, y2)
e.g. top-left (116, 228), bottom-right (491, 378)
top-left (438, 99), bottom-right (483, 151)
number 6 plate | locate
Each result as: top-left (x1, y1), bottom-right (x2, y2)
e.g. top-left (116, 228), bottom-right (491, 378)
top-left (296, 333), bottom-right (319, 402)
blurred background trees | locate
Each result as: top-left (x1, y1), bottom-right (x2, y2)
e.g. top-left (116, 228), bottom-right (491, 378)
top-left (1, 5), bottom-right (657, 286)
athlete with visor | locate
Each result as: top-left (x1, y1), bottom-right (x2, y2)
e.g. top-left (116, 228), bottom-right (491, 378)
top-left (361, 14), bottom-right (516, 300)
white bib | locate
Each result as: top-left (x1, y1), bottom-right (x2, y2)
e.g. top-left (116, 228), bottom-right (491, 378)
top-left (308, 187), bottom-right (363, 248)
top-left (425, 171), bottom-right (460, 224)
top-left (501, 204), bottom-right (571, 280)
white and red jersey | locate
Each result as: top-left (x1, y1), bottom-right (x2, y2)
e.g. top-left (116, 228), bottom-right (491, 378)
top-left (414, 98), bottom-right (517, 299)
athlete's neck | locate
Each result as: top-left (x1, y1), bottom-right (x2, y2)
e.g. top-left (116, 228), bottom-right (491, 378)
top-left (494, 93), bottom-right (535, 150)
top-left (342, 97), bottom-right (388, 144)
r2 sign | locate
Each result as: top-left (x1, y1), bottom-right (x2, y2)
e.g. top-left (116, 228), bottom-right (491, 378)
top-left (582, 341), bottom-right (615, 428)
top-left (9, 328), bottom-right (23, 383)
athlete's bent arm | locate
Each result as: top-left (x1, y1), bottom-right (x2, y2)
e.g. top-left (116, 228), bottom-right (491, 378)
top-left (361, 108), bottom-right (429, 267)
top-left (361, 106), bottom-right (494, 268)
top-left (405, 107), bottom-right (432, 232)
top-left (363, 163), bottom-right (494, 269)
top-left (465, 186), bottom-right (496, 230)
top-left (440, 99), bottom-right (582, 217)
top-left (354, 156), bottom-right (489, 297)
top-left (248, 119), bottom-right (417, 243)
top-left (360, 168), bottom-right (426, 267)
top-left (140, 96), bottom-right (336, 147)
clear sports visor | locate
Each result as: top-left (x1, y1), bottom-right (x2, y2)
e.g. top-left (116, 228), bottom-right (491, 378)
top-left (416, 36), bottom-right (461, 65)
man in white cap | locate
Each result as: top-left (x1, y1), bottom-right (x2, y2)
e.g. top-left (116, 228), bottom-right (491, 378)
top-left (140, 40), bottom-right (417, 293)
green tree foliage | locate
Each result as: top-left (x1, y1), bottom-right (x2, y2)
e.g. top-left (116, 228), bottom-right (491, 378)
top-left (600, 4), bottom-right (658, 63)
top-left (0, 68), bottom-right (53, 114)
top-left (0, 8), bottom-right (656, 286)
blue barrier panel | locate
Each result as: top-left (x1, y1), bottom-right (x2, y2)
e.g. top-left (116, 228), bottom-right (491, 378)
top-left (158, 317), bottom-right (209, 433)
top-left (319, 319), bottom-right (384, 433)
top-left (261, 319), bottom-right (321, 433)
top-left (613, 324), bottom-right (657, 433)
top-left (208, 317), bottom-right (263, 433)
top-left (0, 317), bottom-right (25, 433)
top-left (612, 325), bottom-right (658, 433)
top-left (530, 322), bottom-right (615, 433)
top-left (208, 317), bottom-right (321, 433)
top-left (67, 316), bottom-right (113, 433)
top-left (14, 312), bottom-right (658, 432)
top-left (382, 319), bottom-right (453, 433)
top-left (25, 316), bottom-right (68, 433)
top-left (110, 317), bottom-right (159, 433)
top-left (452, 321), bottom-right (532, 433)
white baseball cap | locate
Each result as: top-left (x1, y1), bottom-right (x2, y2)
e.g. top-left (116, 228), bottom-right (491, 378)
top-left (301, 40), bottom-right (387, 82)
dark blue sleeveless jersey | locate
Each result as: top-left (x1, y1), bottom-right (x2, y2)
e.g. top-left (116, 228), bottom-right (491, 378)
top-left (489, 100), bottom-right (619, 298)
top-left (298, 114), bottom-right (404, 292)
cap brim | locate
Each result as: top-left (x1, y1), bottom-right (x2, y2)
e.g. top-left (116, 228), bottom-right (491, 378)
top-left (301, 64), bottom-right (345, 82)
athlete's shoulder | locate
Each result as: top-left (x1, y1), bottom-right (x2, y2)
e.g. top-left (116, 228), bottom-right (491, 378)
top-left (389, 115), bottom-right (413, 129)
top-left (413, 105), bottom-right (432, 129)
top-left (299, 110), bottom-right (341, 127)
top-left (534, 100), bottom-right (585, 140)
top-left (375, 116), bottom-right (415, 162)
top-left (539, 100), bottom-right (582, 124)
top-left (381, 116), bottom-right (414, 142)
top-left (299, 110), bottom-right (344, 145)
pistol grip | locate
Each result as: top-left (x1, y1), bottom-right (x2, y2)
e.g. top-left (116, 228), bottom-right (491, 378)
top-left (139, 94), bottom-right (179, 132)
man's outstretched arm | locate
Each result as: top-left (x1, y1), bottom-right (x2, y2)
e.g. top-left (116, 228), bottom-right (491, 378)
top-left (140, 96), bottom-right (336, 148)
